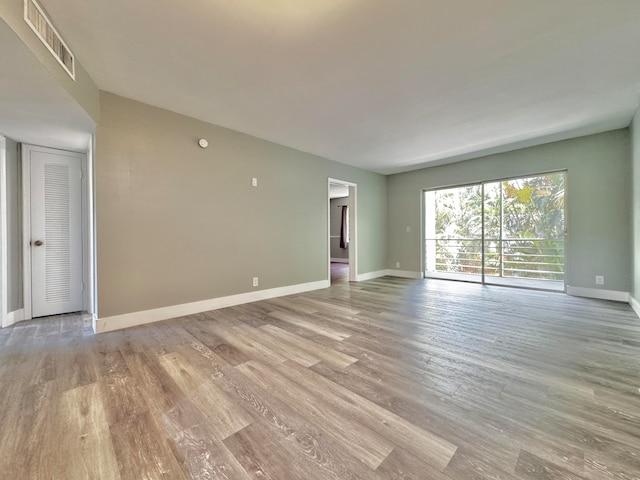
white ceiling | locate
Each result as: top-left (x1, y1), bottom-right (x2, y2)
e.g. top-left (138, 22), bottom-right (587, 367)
top-left (12, 1), bottom-right (640, 173)
top-left (0, 20), bottom-right (94, 152)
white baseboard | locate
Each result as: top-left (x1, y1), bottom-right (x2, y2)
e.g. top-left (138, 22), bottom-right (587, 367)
top-left (566, 286), bottom-right (629, 302)
top-left (356, 270), bottom-right (388, 281)
top-left (3, 308), bottom-right (25, 328)
top-left (95, 280), bottom-right (330, 334)
top-left (355, 269), bottom-right (424, 281)
top-left (629, 296), bottom-right (640, 318)
top-left (385, 269), bottom-right (424, 279)
top-left (330, 258), bottom-right (349, 263)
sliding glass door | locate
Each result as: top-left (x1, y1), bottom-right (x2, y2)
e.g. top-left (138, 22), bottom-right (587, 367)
top-left (424, 172), bottom-right (565, 291)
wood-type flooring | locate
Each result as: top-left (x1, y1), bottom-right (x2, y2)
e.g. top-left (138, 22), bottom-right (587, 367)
top-left (331, 262), bottom-right (349, 285)
top-left (0, 277), bottom-right (639, 479)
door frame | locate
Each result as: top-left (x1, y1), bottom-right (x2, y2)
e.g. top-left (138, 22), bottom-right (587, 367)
top-left (328, 178), bottom-right (358, 283)
top-left (0, 136), bottom-right (8, 327)
top-left (21, 143), bottom-right (96, 321)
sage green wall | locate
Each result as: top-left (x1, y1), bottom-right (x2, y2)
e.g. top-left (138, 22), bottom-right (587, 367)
top-left (330, 197), bottom-right (349, 260)
top-left (631, 108), bottom-right (640, 301)
top-left (5, 138), bottom-right (22, 312)
top-left (96, 93), bottom-right (386, 318)
top-left (387, 130), bottom-right (632, 292)
top-left (0, 7), bottom-right (99, 122)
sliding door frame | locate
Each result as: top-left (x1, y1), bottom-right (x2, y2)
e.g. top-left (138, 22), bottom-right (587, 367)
top-left (422, 169), bottom-right (567, 292)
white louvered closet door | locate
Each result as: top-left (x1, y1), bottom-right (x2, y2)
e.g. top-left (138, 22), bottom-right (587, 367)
top-left (30, 150), bottom-right (83, 318)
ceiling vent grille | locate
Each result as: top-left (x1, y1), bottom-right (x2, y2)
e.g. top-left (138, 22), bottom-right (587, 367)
top-left (24, 0), bottom-right (75, 80)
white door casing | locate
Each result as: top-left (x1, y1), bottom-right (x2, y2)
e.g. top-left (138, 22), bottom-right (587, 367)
top-left (27, 147), bottom-right (83, 318)
top-left (0, 136), bottom-right (7, 327)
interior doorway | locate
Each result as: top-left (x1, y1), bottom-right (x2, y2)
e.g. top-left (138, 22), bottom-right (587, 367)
top-left (328, 179), bottom-right (357, 284)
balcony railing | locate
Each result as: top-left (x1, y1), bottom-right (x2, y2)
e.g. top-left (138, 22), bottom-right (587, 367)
top-left (425, 238), bottom-right (564, 281)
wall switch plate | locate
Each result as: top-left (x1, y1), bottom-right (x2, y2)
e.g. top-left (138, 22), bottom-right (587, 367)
top-left (395, 262), bottom-right (400, 268)
top-left (251, 177), bottom-right (258, 187)
top-left (595, 275), bottom-right (604, 285)
top-left (405, 226), bottom-right (411, 233)
top-left (253, 277), bottom-right (259, 287)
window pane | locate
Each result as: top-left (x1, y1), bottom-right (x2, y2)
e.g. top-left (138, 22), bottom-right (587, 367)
top-left (425, 184), bottom-right (483, 277)
top-left (499, 173), bottom-right (565, 281)
top-left (502, 174), bottom-right (565, 240)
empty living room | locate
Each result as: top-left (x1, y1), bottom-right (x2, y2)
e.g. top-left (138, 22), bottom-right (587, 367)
top-left (1, 1), bottom-right (640, 479)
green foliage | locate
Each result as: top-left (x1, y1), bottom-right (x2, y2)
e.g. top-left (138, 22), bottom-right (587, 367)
top-left (501, 173), bottom-right (565, 241)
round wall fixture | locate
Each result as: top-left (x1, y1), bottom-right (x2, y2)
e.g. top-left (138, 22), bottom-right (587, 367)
top-left (198, 138), bottom-right (209, 148)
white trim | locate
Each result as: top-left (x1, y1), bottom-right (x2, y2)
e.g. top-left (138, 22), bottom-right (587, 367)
top-left (330, 258), bottom-right (349, 263)
top-left (95, 280), bottom-right (330, 334)
top-left (0, 136), bottom-right (7, 327)
top-left (566, 286), bottom-right (629, 302)
top-left (348, 184), bottom-right (357, 282)
top-left (355, 269), bottom-right (424, 281)
top-left (4, 309), bottom-right (25, 328)
top-left (355, 270), bottom-right (387, 281)
top-left (386, 269), bottom-right (424, 279)
top-left (84, 137), bottom-right (97, 320)
top-left (629, 296), bottom-right (640, 319)
top-left (419, 188), bottom-right (425, 281)
top-left (21, 145), bottom-right (32, 320)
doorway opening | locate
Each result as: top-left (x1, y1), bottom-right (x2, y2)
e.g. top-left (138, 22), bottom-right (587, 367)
top-left (424, 171), bottom-right (566, 291)
top-left (328, 179), bottom-right (357, 284)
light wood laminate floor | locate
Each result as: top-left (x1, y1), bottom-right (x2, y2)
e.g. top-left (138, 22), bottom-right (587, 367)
top-left (1, 277), bottom-right (639, 479)
top-left (331, 262), bottom-right (349, 284)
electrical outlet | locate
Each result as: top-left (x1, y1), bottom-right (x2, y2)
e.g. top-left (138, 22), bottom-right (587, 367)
top-left (251, 177), bottom-right (258, 187)
top-left (595, 275), bottom-right (604, 285)
top-left (253, 277), bottom-right (259, 287)
top-left (395, 262), bottom-right (400, 268)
